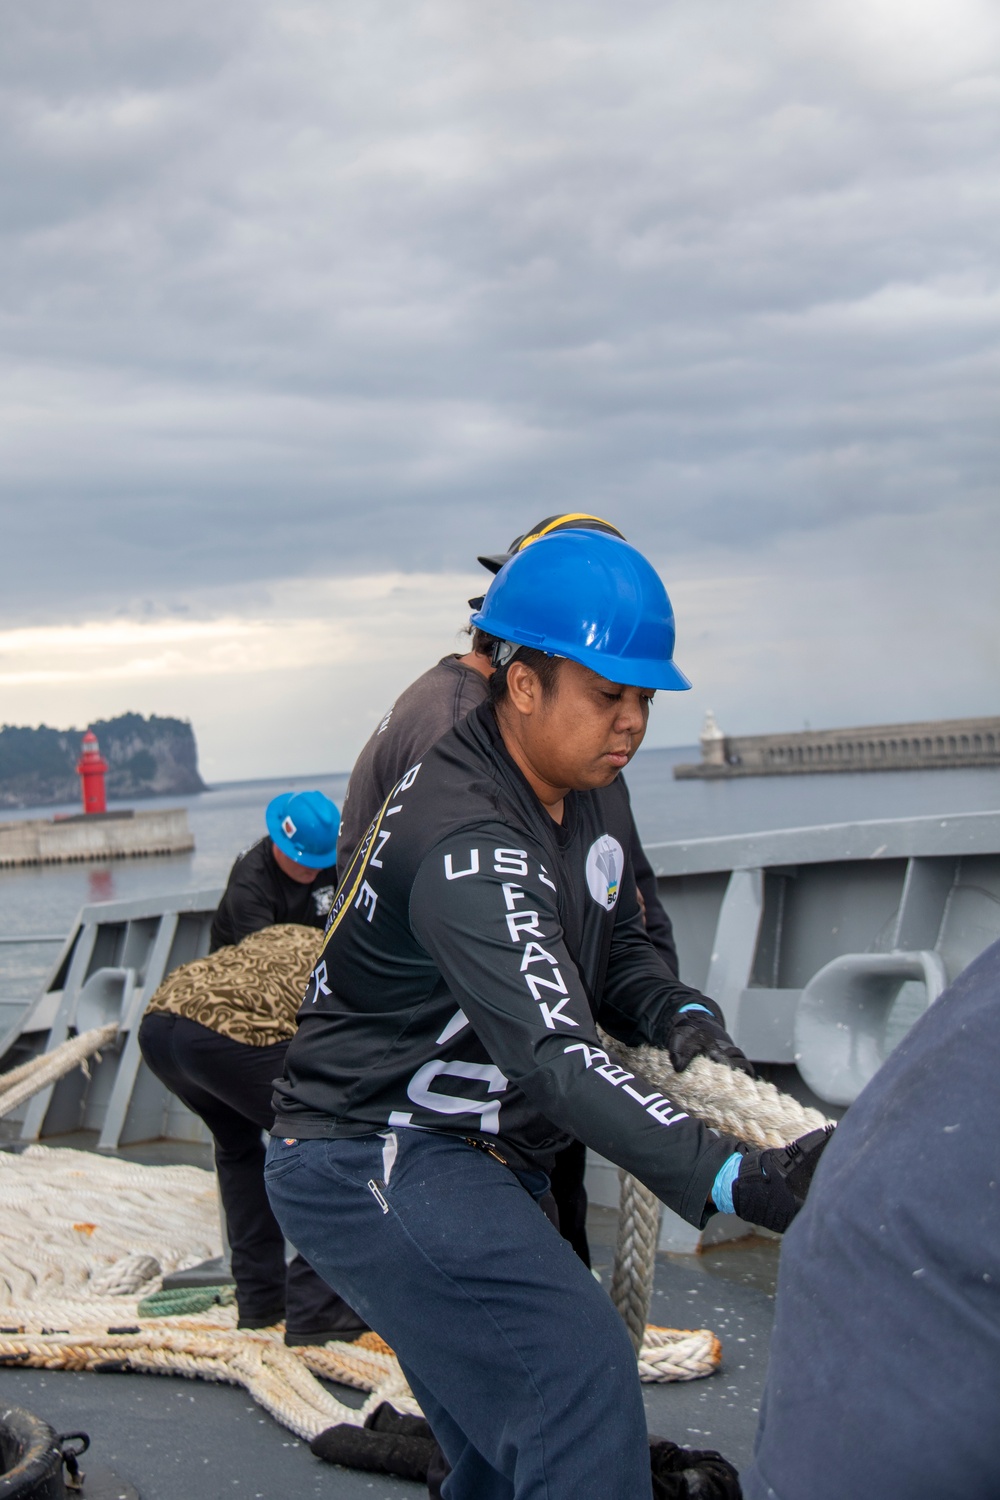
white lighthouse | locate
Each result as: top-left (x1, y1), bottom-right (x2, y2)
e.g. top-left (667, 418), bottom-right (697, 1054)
top-left (699, 709), bottom-right (726, 767)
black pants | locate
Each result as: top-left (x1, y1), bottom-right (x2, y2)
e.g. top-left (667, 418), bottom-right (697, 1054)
top-left (138, 1012), bottom-right (366, 1337)
top-left (549, 1137), bottom-right (590, 1267)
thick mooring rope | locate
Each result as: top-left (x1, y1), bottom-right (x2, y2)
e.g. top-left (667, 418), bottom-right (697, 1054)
top-left (0, 1024), bottom-right (119, 1119)
top-left (598, 1029), bottom-right (834, 1350)
top-left (0, 1141), bottom-right (721, 1449)
top-left (0, 1320), bottom-right (419, 1440)
top-left (0, 1146), bottom-right (422, 1434)
top-left (610, 1169), bottom-right (663, 1356)
top-left (0, 1147), bottom-right (220, 1302)
top-left (0, 1015), bottom-right (831, 1424)
top-left (603, 1038), bottom-right (831, 1148)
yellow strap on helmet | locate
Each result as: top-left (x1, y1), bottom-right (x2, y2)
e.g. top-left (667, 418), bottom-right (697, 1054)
top-left (515, 513), bottom-right (623, 552)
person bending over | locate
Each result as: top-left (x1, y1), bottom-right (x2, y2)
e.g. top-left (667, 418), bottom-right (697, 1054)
top-left (140, 789), bottom-right (366, 1343)
top-left (265, 531), bottom-right (828, 1500)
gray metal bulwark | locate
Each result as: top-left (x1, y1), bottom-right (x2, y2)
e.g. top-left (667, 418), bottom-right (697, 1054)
top-left (12, 889), bottom-right (221, 1147)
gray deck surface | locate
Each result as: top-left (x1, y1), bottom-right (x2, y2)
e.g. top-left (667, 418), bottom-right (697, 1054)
top-left (2, 1205), bottom-right (777, 1500)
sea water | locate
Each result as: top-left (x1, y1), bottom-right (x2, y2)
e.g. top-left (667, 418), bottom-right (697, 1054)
top-left (1, 750), bottom-right (997, 1008)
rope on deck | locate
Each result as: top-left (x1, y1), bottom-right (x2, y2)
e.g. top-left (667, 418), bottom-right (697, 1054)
top-left (0, 1020), bottom-right (829, 1371)
top-left (0, 1024), bottom-right (119, 1119)
top-left (0, 1321), bottom-right (419, 1441)
top-left (0, 1145), bottom-right (422, 1436)
top-left (0, 1142), bottom-right (722, 1450)
top-left (599, 1029), bottom-right (834, 1350)
top-left (0, 1004), bottom-right (831, 1411)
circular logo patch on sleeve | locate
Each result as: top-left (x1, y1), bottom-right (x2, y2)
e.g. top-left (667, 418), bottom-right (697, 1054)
top-left (585, 834), bottom-right (625, 910)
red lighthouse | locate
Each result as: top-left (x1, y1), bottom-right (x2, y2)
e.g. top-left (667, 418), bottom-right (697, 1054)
top-left (76, 731), bottom-right (109, 815)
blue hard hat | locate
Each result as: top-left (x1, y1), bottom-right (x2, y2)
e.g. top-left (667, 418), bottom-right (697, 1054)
top-left (470, 531), bottom-right (692, 691)
top-left (266, 790), bottom-right (340, 869)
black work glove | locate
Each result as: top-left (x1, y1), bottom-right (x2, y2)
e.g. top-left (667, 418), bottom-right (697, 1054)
top-left (666, 1010), bottom-right (756, 1078)
top-left (310, 1423), bottom-right (435, 1481)
top-left (731, 1125), bottom-right (835, 1234)
top-left (649, 1435), bottom-right (742, 1498)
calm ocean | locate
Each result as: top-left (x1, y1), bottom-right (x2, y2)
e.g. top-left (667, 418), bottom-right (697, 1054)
top-left (1, 748), bottom-right (997, 1007)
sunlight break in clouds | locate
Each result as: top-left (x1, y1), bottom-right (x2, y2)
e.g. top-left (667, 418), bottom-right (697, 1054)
top-left (0, 572), bottom-right (485, 779)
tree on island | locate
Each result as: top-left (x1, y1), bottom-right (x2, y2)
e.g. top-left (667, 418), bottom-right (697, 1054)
top-left (0, 712), bottom-right (206, 810)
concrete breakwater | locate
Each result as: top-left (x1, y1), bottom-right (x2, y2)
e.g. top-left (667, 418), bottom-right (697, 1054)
top-left (0, 809), bottom-right (194, 867)
top-left (675, 714), bottom-right (1000, 780)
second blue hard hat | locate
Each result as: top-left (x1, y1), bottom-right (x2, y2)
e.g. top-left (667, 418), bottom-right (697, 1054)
top-left (477, 512), bottom-right (627, 574)
top-left (470, 530), bottom-right (692, 692)
top-left (266, 790), bottom-right (340, 868)
top-left (469, 512), bottom-right (626, 610)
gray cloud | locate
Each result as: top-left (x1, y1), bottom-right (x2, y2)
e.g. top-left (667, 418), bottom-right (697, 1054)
top-left (1, 0), bottom-right (997, 715)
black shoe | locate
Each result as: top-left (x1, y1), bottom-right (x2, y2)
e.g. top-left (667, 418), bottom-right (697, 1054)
top-left (285, 1325), bottom-right (369, 1346)
top-left (237, 1308), bottom-right (285, 1330)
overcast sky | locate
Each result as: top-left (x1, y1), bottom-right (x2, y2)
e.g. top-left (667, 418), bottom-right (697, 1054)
top-left (1, 0), bottom-right (998, 781)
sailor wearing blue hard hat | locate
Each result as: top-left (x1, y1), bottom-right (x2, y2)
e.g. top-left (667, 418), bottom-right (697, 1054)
top-left (471, 526), bottom-right (692, 694)
top-left (266, 789), bottom-right (341, 871)
top-left (268, 528), bottom-right (830, 1500)
top-left (334, 514), bottom-right (684, 1296)
top-left (210, 788), bottom-right (340, 951)
top-left (141, 783), bottom-right (368, 1349)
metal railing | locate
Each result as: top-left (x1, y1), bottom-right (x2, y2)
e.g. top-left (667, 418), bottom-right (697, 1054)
top-left (0, 935), bottom-right (66, 945)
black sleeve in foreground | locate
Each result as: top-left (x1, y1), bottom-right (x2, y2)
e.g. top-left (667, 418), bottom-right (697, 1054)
top-left (597, 850), bottom-right (723, 1047)
top-left (629, 822), bottom-right (679, 976)
top-left (408, 832), bottom-right (733, 1225)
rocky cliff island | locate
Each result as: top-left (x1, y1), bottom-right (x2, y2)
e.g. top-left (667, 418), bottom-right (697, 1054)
top-left (0, 713), bottom-right (206, 810)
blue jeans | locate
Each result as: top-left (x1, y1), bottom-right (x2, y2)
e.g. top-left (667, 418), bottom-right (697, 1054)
top-left (264, 1130), bottom-right (651, 1500)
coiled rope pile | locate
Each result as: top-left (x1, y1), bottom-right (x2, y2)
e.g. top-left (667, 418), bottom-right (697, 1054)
top-left (0, 1014), bottom-right (830, 1438)
top-left (0, 1143), bottom-right (421, 1439)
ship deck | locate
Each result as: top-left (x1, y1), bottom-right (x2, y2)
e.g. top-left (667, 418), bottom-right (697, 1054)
top-left (2, 1190), bottom-right (777, 1499)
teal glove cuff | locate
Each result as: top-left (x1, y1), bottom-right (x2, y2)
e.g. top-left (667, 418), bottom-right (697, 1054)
top-left (711, 1152), bottom-right (742, 1215)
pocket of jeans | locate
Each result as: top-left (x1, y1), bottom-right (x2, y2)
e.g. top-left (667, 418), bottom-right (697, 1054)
top-left (263, 1138), bottom-right (305, 1182)
top-left (310, 1139), bottom-right (386, 1202)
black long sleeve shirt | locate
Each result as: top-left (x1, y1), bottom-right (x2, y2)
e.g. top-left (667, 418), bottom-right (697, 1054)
top-left (210, 838), bottom-right (337, 952)
top-left (274, 704), bottom-right (732, 1226)
top-left (337, 654), bottom-right (680, 974)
